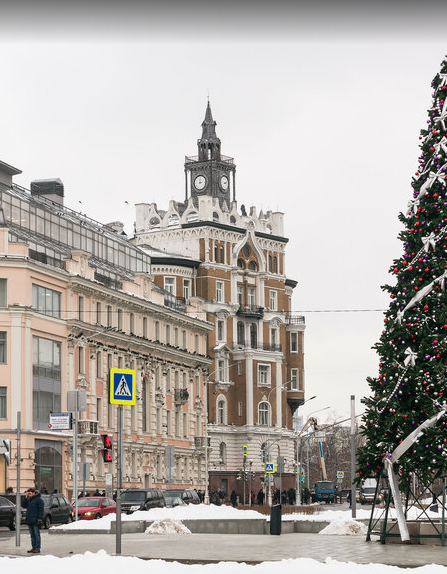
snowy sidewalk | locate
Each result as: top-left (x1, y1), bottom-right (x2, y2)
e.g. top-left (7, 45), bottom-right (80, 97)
top-left (2, 531), bottom-right (447, 567)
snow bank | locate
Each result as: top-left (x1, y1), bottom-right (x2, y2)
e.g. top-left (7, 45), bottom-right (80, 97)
top-left (2, 550), bottom-right (447, 574)
top-left (53, 504), bottom-right (265, 531)
top-left (145, 518), bottom-right (191, 535)
top-left (319, 518), bottom-right (368, 536)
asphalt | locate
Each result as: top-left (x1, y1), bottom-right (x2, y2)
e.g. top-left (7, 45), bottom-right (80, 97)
top-left (1, 531), bottom-right (447, 567)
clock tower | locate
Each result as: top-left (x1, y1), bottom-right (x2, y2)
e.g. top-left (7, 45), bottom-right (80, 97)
top-left (185, 101), bottom-right (236, 209)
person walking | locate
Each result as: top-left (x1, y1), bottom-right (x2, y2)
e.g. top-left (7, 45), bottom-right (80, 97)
top-left (230, 490), bottom-right (238, 507)
top-left (22, 488), bottom-right (44, 554)
top-left (257, 488), bottom-right (264, 505)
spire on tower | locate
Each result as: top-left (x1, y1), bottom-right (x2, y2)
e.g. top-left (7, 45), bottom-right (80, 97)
top-left (201, 100), bottom-right (218, 141)
top-left (198, 100), bottom-right (221, 161)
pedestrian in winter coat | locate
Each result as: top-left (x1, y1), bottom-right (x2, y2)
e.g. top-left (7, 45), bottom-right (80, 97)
top-left (22, 488), bottom-right (44, 553)
top-left (230, 490), bottom-right (238, 507)
top-left (257, 489), bottom-right (264, 505)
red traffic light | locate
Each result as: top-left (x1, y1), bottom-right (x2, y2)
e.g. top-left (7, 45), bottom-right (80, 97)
top-left (103, 449), bottom-right (113, 463)
top-left (101, 434), bottom-right (112, 448)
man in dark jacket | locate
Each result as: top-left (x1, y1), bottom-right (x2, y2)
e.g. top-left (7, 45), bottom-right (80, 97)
top-left (22, 488), bottom-right (44, 553)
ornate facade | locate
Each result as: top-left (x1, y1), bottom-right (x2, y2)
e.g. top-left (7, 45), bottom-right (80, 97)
top-left (133, 104), bottom-right (306, 499)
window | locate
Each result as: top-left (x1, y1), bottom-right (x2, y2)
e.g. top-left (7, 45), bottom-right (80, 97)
top-left (0, 279), bottom-right (6, 307)
top-left (78, 347), bottom-right (85, 374)
top-left (118, 356), bottom-right (123, 368)
top-left (96, 351), bottom-right (102, 378)
top-left (291, 368), bottom-right (299, 391)
top-left (216, 281), bottom-right (223, 303)
top-left (219, 246), bottom-right (224, 263)
top-left (0, 387), bottom-right (6, 418)
top-left (107, 305), bottom-right (112, 327)
top-left (270, 328), bottom-right (277, 348)
top-left (174, 327), bottom-right (178, 346)
top-left (242, 244), bottom-right (250, 257)
top-left (218, 359), bottom-right (225, 381)
top-left (142, 378), bottom-right (148, 432)
top-left (217, 320), bottom-right (224, 342)
top-left (107, 353), bottom-right (113, 370)
top-left (237, 322), bottom-right (244, 345)
top-left (291, 332), bottom-right (298, 353)
top-left (238, 401), bottom-right (242, 417)
top-left (117, 309), bottom-right (123, 330)
top-left (78, 296), bottom-right (84, 321)
top-left (214, 244), bottom-right (218, 261)
top-left (0, 332), bottom-right (6, 363)
top-left (237, 259), bottom-right (245, 269)
top-left (248, 261), bottom-right (257, 271)
top-left (183, 412), bottom-right (188, 437)
top-left (96, 398), bottom-right (102, 426)
top-left (182, 330), bottom-right (187, 348)
top-left (237, 285), bottom-right (243, 306)
top-left (175, 409), bottom-right (180, 436)
top-left (248, 287), bottom-right (255, 308)
top-left (258, 364), bottom-right (271, 386)
top-left (250, 324), bottom-right (257, 348)
top-left (183, 279), bottom-right (190, 300)
top-left (155, 321), bottom-right (160, 340)
top-left (269, 290), bottom-right (277, 311)
top-left (129, 313), bottom-right (135, 334)
top-left (219, 442), bottom-right (227, 464)
top-left (96, 302), bottom-right (101, 325)
top-left (217, 396), bottom-right (227, 424)
top-left (143, 317), bottom-right (148, 338)
top-left (258, 402), bottom-right (270, 426)
top-left (32, 336), bottom-right (61, 429)
top-left (166, 410), bottom-right (171, 435)
top-left (273, 257), bottom-right (278, 274)
top-left (166, 324), bottom-right (170, 344)
top-left (32, 284), bottom-right (61, 318)
top-left (164, 277), bottom-right (175, 295)
top-left (195, 334), bottom-right (199, 353)
top-left (268, 255), bottom-right (273, 272)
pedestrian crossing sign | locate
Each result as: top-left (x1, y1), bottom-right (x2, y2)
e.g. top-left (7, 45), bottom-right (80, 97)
top-left (109, 368), bottom-right (136, 405)
top-left (265, 462), bottom-right (275, 473)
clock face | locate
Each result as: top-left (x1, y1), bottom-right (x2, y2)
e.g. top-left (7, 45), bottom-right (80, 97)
top-left (220, 175), bottom-right (229, 191)
top-left (194, 175), bottom-right (207, 190)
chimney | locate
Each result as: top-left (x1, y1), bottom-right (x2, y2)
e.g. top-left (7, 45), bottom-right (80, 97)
top-left (0, 159), bottom-right (22, 187)
top-left (30, 178), bottom-right (64, 205)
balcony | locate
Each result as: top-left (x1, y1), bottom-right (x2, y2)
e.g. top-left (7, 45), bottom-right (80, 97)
top-left (237, 305), bottom-right (264, 319)
top-left (174, 388), bottom-right (189, 405)
top-left (77, 420), bottom-right (98, 435)
top-left (285, 315), bottom-right (305, 325)
top-left (234, 341), bottom-right (282, 353)
top-left (194, 436), bottom-right (210, 449)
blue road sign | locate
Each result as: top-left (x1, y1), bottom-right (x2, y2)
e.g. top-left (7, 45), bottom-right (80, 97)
top-left (109, 368), bottom-right (136, 405)
top-left (265, 462), bottom-right (275, 473)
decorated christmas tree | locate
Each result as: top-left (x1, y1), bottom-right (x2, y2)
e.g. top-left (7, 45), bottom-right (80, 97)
top-left (358, 57), bottom-right (447, 487)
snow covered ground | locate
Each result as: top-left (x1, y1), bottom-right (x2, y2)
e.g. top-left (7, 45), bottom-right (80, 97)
top-left (53, 503), bottom-right (445, 532)
top-left (2, 551), bottom-right (447, 574)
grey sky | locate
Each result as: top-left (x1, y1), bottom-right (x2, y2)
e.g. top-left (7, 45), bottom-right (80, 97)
top-left (0, 3), bottom-right (446, 421)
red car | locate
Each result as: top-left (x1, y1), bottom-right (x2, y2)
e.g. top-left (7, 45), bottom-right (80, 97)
top-left (74, 497), bottom-right (116, 520)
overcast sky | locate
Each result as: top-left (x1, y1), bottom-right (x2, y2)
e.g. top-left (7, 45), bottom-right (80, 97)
top-left (0, 2), bottom-right (446, 421)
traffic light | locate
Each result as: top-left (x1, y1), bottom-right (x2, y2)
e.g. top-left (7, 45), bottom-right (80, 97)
top-left (301, 476), bottom-right (305, 484)
top-left (0, 438), bottom-right (11, 465)
top-left (101, 434), bottom-right (113, 463)
top-left (260, 475), bottom-right (265, 483)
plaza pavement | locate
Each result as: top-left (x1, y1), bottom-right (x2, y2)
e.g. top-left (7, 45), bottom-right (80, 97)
top-left (1, 531), bottom-right (447, 566)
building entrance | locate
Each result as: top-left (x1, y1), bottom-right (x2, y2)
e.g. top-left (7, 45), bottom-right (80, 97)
top-left (35, 439), bottom-right (62, 493)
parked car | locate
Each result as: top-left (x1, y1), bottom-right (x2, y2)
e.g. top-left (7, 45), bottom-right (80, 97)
top-left (0, 496), bottom-right (19, 530)
top-left (164, 489), bottom-right (200, 505)
top-left (120, 489), bottom-right (166, 513)
top-left (162, 493), bottom-right (187, 508)
top-left (40, 493), bottom-right (73, 528)
top-left (74, 497), bottom-right (116, 520)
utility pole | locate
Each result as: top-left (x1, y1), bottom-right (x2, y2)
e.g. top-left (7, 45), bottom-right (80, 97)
top-left (350, 395), bottom-right (357, 519)
top-left (15, 411), bottom-right (21, 547)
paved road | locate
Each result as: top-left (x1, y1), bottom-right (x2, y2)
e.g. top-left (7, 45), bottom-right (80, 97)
top-left (1, 530), bottom-right (446, 566)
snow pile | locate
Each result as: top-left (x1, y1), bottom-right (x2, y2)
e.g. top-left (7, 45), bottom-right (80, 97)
top-left (319, 518), bottom-right (368, 536)
top-left (2, 551), bottom-right (447, 574)
top-left (145, 518), bottom-right (191, 535)
top-left (283, 509), bottom-right (371, 522)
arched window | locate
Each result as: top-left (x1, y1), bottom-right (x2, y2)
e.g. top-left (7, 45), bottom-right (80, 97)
top-left (248, 261), bottom-right (257, 271)
top-left (237, 322), bottom-right (245, 345)
top-left (250, 323), bottom-right (257, 348)
top-left (216, 395), bottom-right (227, 425)
top-left (149, 217), bottom-right (160, 227)
top-left (230, 215), bottom-right (236, 224)
top-left (219, 442), bottom-right (227, 464)
top-left (237, 259), bottom-right (245, 269)
top-left (273, 257), bottom-right (278, 274)
top-left (213, 211), bottom-right (219, 222)
top-left (258, 401), bottom-right (270, 426)
top-left (268, 255), bottom-right (273, 272)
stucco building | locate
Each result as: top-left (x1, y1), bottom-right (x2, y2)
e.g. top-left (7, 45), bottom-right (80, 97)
top-left (133, 103), bottom-right (306, 499)
top-left (0, 160), bottom-right (212, 497)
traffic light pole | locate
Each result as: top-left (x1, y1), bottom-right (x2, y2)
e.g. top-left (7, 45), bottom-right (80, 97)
top-left (116, 404), bottom-right (123, 555)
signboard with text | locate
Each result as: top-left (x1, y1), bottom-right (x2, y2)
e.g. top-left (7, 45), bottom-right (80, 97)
top-left (48, 412), bottom-right (72, 430)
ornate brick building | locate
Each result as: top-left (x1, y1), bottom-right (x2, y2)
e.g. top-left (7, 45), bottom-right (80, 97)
top-left (133, 103), bottom-right (306, 500)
